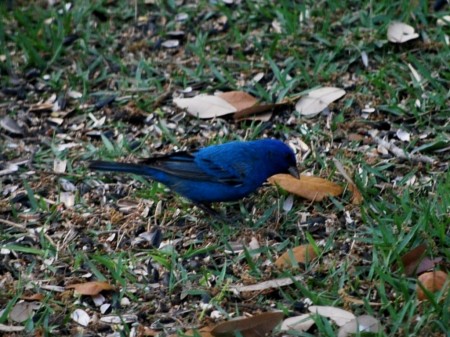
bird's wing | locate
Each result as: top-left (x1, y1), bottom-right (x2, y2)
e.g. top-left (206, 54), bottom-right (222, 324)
top-left (140, 151), bottom-right (244, 185)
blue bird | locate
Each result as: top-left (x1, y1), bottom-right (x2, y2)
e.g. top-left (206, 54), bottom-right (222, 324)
top-left (89, 139), bottom-right (298, 211)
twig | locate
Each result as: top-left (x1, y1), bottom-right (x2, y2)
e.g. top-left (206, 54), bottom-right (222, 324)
top-left (370, 133), bottom-right (436, 165)
top-left (0, 218), bottom-right (56, 246)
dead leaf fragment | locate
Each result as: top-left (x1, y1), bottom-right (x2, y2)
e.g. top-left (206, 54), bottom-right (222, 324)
top-left (337, 315), bottom-right (381, 337)
top-left (71, 309), bottom-right (90, 327)
top-left (0, 116), bottom-right (24, 135)
top-left (9, 301), bottom-right (40, 323)
top-left (269, 174), bottom-right (343, 201)
top-left (295, 87), bottom-right (346, 117)
top-left (387, 22), bottom-right (419, 43)
top-left (66, 281), bottom-right (114, 296)
top-left (275, 244), bottom-right (317, 268)
top-left (21, 293), bottom-right (45, 301)
top-left (211, 312), bottom-right (283, 337)
top-left (174, 95), bottom-right (236, 118)
top-left (308, 306), bottom-right (355, 327)
top-left (230, 275), bottom-right (304, 293)
top-left (280, 314), bottom-right (315, 332)
top-left (0, 324), bottom-right (25, 332)
top-left (417, 271), bottom-right (449, 300)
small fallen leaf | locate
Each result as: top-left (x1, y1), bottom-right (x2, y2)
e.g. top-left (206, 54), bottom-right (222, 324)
top-left (275, 244), bottom-right (317, 268)
top-left (60, 192), bottom-right (75, 208)
top-left (417, 271), bottom-right (449, 300)
top-left (280, 314), bottom-right (315, 332)
top-left (269, 174), bottom-right (343, 201)
top-left (337, 315), bottom-right (381, 337)
top-left (0, 116), bottom-right (24, 135)
top-left (174, 95), bottom-right (236, 118)
top-left (161, 39), bottom-right (179, 48)
top-left (66, 281), bottom-right (114, 296)
top-left (361, 51), bottom-right (369, 68)
top-left (9, 301), bottom-right (40, 323)
top-left (387, 22), bottom-right (419, 43)
top-left (211, 312), bottom-right (283, 337)
top-left (295, 87), bottom-right (346, 117)
top-left (396, 129), bottom-right (411, 142)
top-left (282, 194), bottom-right (294, 212)
top-left (53, 159), bottom-right (67, 173)
top-left (394, 244), bottom-right (427, 276)
top-left (308, 306), bottom-right (355, 327)
top-left (71, 309), bottom-right (90, 327)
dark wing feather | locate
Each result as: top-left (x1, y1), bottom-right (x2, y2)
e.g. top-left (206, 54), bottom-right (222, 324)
top-left (139, 151), bottom-right (243, 185)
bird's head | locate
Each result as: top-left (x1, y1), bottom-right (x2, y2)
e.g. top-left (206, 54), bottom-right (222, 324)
top-left (258, 139), bottom-right (299, 179)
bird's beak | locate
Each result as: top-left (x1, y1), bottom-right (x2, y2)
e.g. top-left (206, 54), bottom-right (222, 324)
top-left (288, 166), bottom-right (300, 179)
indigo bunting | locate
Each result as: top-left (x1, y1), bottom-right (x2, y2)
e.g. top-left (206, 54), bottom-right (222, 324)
top-left (89, 139), bottom-right (298, 208)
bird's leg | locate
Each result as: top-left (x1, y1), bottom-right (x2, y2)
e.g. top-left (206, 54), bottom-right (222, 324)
top-left (193, 202), bottom-right (240, 224)
top-left (193, 202), bottom-right (223, 218)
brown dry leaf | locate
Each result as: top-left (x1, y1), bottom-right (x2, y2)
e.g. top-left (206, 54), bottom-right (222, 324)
top-left (234, 102), bottom-right (288, 121)
top-left (417, 270), bottom-right (449, 300)
top-left (21, 293), bottom-right (45, 301)
top-left (275, 244), bottom-right (317, 268)
top-left (348, 183), bottom-right (363, 205)
top-left (66, 281), bottom-right (114, 296)
top-left (218, 91), bottom-right (258, 111)
top-left (394, 244), bottom-right (427, 276)
top-left (269, 174), bottom-right (343, 201)
top-left (210, 312), bottom-right (284, 337)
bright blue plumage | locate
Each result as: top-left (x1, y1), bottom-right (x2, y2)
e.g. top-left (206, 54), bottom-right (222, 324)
top-left (89, 139), bottom-right (298, 204)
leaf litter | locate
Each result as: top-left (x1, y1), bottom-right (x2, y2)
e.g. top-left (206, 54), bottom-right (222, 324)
top-left (0, 1), bottom-right (448, 336)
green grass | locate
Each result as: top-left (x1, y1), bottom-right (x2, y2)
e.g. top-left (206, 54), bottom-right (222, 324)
top-left (0, 0), bottom-right (449, 336)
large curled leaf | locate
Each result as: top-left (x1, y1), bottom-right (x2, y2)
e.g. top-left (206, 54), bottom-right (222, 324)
top-left (269, 174), bottom-right (343, 201)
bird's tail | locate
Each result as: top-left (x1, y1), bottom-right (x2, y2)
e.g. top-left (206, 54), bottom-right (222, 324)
top-left (89, 160), bottom-right (152, 176)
